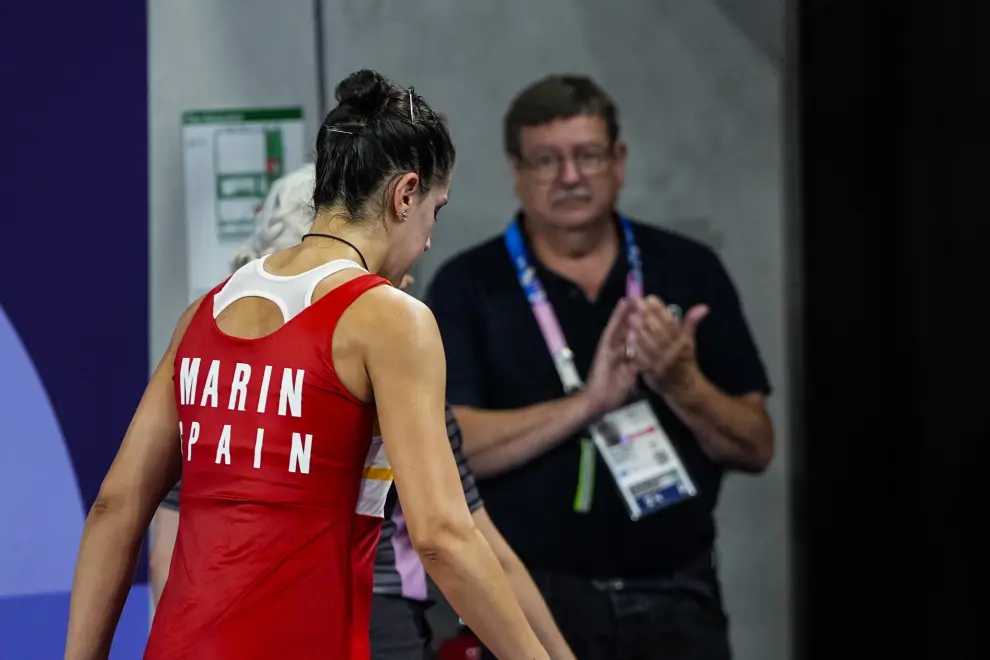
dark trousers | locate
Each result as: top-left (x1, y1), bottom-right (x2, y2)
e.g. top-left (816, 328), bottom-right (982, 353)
top-left (484, 557), bottom-right (731, 660)
top-left (369, 594), bottom-right (433, 660)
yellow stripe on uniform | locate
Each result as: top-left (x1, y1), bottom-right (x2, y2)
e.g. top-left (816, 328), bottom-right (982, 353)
top-left (362, 466), bottom-right (393, 481)
top-left (356, 436), bottom-right (393, 518)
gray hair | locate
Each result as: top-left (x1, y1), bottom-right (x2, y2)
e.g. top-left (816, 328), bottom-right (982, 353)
top-left (231, 163), bottom-right (317, 272)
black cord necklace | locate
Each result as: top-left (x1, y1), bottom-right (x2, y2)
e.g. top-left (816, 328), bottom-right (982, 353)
top-left (301, 233), bottom-right (369, 271)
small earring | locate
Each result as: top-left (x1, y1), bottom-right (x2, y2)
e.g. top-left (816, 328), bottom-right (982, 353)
top-left (401, 210), bottom-right (408, 219)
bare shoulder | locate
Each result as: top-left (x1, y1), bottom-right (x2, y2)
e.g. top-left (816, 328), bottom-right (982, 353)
top-left (347, 285), bottom-right (443, 355)
top-left (329, 284), bottom-right (441, 402)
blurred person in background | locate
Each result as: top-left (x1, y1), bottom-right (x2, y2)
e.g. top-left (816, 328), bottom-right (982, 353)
top-left (68, 69), bottom-right (548, 660)
top-left (426, 74), bottom-right (775, 660)
top-left (151, 162), bottom-right (575, 660)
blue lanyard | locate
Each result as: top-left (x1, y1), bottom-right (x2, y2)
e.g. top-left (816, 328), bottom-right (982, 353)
top-left (503, 216), bottom-right (644, 393)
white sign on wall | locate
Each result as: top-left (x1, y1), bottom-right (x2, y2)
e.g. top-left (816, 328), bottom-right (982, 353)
top-left (182, 107), bottom-right (305, 302)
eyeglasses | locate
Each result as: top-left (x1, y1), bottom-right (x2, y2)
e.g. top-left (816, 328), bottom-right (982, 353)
top-left (519, 147), bottom-right (613, 182)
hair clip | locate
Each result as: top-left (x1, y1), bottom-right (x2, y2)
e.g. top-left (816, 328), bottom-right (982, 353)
top-left (327, 127), bottom-right (354, 135)
top-left (408, 86), bottom-right (415, 123)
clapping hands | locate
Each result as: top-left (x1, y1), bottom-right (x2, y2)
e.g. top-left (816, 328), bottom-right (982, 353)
top-left (583, 296), bottom-right (709, 415)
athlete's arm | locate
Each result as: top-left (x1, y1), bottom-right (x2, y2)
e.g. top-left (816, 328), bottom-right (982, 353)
top-left (362, 290), bottom-right (548, 660)
top-left (65, 297), bottom-right (202, 660)
top-left (471, 507), bottom-right (576, 660)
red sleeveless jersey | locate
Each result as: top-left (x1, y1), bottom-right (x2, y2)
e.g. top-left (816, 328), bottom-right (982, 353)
top-left (145, 273), bottom-right (391, 660)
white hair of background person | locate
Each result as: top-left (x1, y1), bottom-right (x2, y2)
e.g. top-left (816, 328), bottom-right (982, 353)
top-left (230, 163), bottom-right (317, 271)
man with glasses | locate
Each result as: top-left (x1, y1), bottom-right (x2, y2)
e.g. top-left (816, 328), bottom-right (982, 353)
top-left (426, 75), bottom-right (775, 659)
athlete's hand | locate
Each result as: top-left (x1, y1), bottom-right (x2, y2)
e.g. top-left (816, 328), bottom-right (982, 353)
top-left (581, 298), bottom-right (638, 417)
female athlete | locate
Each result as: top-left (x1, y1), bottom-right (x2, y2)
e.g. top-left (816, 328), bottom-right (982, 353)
top-left (65, 69), bottom-right (548, 660)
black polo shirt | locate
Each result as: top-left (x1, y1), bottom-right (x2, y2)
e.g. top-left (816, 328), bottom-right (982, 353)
top-left (425, 215), bottom-right (770, 579)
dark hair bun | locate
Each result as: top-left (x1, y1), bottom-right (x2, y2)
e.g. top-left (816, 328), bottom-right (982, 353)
top-left (335, 69), bottom-right (393, 119)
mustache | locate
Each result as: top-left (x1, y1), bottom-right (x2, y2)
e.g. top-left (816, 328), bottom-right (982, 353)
top-left (550, 187), bottom-right (592, 204)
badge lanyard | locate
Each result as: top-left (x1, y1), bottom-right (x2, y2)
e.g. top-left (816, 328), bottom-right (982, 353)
top-left (503, 216), bottom-right (643, 512)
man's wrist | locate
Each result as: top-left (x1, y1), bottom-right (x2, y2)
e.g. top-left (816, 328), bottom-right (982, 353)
top-left (648, 362), bottom-right (706, 402)
top-left (572, 387), bottom-right (608, 422)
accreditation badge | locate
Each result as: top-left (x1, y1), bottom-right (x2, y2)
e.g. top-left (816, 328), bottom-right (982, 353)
top-left (590, 400), bottom-right (697, 520)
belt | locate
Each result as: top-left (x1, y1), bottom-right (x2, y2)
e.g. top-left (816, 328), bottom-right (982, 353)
top-left (589, 550), bottom-right (718, 594)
